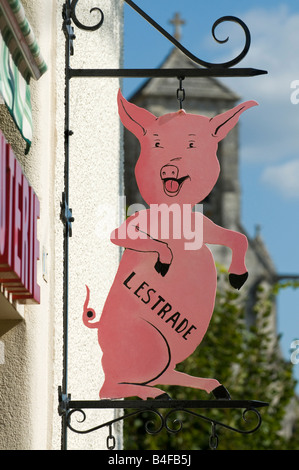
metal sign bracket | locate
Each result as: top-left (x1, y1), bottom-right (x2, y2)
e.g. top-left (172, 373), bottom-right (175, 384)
top-left (58, 387), bottom-right (268, 450)
top-left (59, 0), bottom-right (268, 451)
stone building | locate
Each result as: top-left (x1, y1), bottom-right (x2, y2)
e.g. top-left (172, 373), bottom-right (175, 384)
top-left (124, 42), bottom-right (277, 328)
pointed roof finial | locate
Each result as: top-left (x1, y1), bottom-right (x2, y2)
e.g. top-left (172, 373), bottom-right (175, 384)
top-left (169, 12), bottom-right (185, 41)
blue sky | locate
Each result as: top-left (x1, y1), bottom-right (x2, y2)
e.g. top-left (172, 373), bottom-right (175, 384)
top-left (122, 1), bottom-right (299, 388)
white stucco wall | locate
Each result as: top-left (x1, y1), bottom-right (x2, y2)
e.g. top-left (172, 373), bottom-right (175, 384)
top-left (0, 0), bottom-right (123, 450)
top-left (52, 0), bottom-right (124, 451)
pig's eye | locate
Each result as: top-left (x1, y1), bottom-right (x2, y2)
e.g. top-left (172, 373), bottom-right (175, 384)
top-left (188, 142), bottom-right (196, 149)
top-left (154, 141), bottom-right (162, 148)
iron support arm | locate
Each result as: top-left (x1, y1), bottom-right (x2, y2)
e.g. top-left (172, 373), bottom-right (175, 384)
top-left (69, 67), bottom-right (267, 79)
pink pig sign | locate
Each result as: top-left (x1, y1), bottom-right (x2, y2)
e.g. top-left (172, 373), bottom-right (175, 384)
top-left (83, 90), bottom-right (258, 400)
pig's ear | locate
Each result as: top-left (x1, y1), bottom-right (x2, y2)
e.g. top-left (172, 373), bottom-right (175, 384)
top-left (210, 100), bottom-right (258, 141)
top-left (117, 89), bottom-right (157, 138)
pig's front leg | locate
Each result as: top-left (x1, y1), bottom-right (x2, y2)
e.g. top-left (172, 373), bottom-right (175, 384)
top-left (203, 216), bottom-right (248, 290)
top-left (110, 212), bottom-right (173, 276)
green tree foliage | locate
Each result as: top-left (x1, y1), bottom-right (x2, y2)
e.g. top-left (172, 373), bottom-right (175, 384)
top-left (123, 276), bottom-right (299, 450)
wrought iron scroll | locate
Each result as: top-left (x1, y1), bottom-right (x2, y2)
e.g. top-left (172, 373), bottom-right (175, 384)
top-left (58, 389), bottom-right (268, 450)
top-left (124, 0), bottom-right (251, 69)
top-left (60, 0), bottom-right (269, 451)
top-left (68, 0), bottom-right (104, 31)
top-left (64, 0), bottom-right (267, 77)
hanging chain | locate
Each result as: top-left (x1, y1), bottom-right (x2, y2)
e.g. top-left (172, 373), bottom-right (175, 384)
top-left (209, 422), bottom-right (219, 450)
top-left (176, 77), bottom-right (185, 109)
top-left (106, 424), bottom-right (116, 450)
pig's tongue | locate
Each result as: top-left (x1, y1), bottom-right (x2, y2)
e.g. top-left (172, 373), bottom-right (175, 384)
top-left (165, 179), bottom-right (179, 193)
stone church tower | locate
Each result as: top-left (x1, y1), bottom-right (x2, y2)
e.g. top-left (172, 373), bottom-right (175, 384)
top-left (123, 23), bottom-right (277, 327)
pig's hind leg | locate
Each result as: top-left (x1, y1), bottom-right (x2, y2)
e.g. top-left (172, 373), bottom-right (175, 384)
top-left (151, 369), bottom-right (230, 398)
top-left (100, 382), bottom-right (166, 399)
top-left (99, 319), bottom-right (172, 399)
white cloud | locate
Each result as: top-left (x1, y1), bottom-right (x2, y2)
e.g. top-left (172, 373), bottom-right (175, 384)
top-left (227, 5), bottom-right (299, 94)
top-left (261, 159), bottom-right (299, 198)
top-left (218, 5), bottom-right (299, 166)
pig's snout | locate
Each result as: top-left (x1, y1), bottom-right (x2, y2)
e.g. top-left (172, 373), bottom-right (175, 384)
top-left (160, 165), bottom-right (179, 180)
top-left (160, 164), bottom-right (189, 197)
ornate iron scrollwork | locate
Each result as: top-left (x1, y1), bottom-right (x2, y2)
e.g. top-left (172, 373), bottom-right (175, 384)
top-left (58, 390), bottom-right (268, 450)
top-left (69, 0), bottom-right (104, 31)
top-left (125, 0), bottom-right (251, 69)
top-left (210, 16), bottom-right (251, 68)
top-left (63, 0), bottom-right (267, 77)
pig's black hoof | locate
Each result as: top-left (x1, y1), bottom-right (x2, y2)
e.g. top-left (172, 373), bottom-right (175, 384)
top-left (212, 385), bottom-right (231, 400)
top-left (154, 260), bottom-right (170, 277)
top-left (229, 272), bottom-right (248, 290)
top-left (155, 393), bottom-right (172, 400)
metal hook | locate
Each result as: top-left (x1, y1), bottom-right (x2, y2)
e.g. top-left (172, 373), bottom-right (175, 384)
top-left (177, 77), bottom-right (185, 110)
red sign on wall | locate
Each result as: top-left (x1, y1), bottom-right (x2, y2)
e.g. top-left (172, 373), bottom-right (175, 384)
top-left (0, 130), bottom-right (40, 304)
